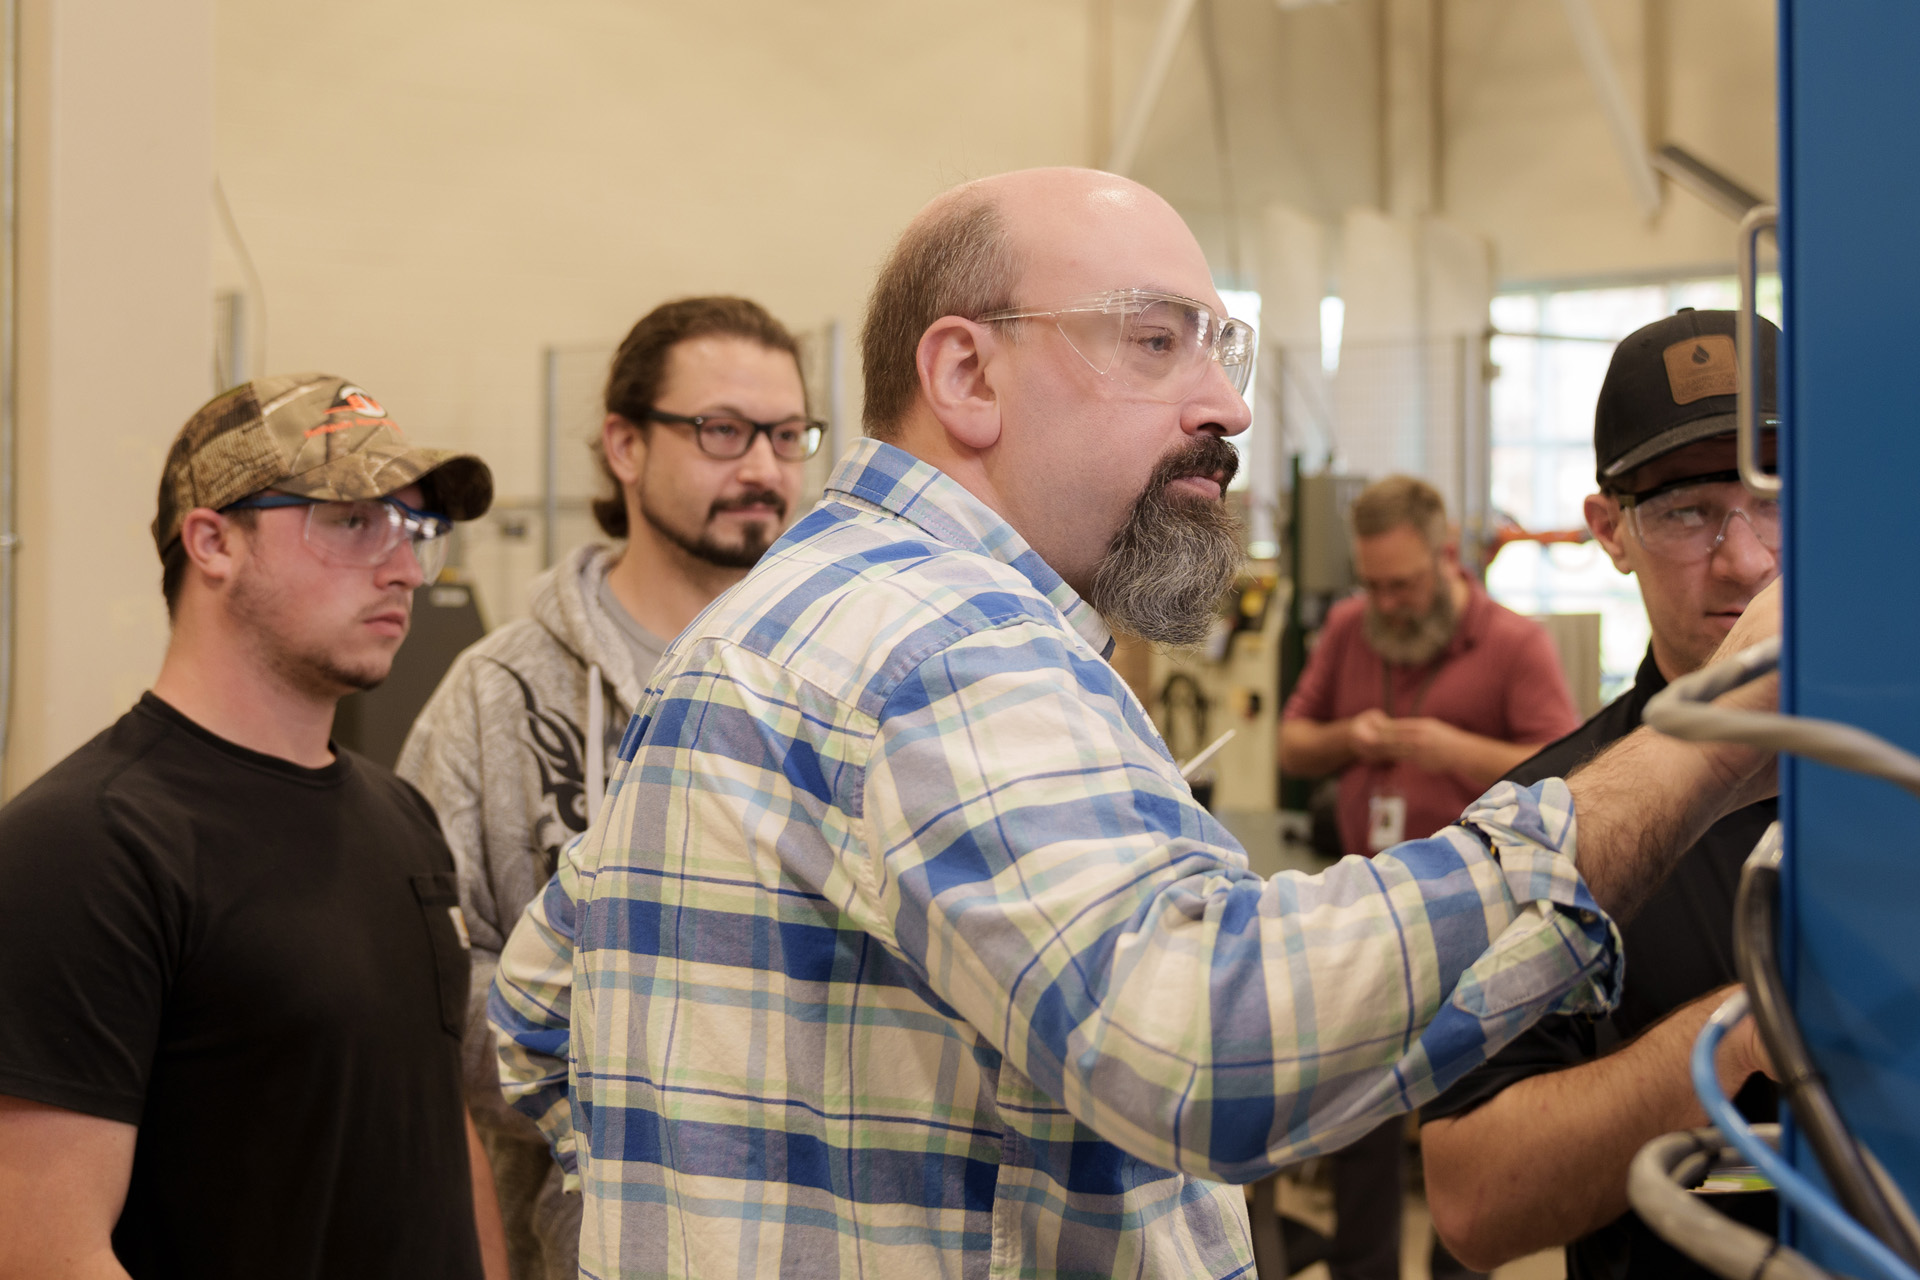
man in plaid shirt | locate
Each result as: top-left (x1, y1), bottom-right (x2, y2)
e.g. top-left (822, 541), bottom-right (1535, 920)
top-left (490, 169), bottom-right (1779, 1278)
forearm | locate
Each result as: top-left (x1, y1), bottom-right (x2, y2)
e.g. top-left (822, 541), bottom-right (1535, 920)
top-left (1564, 725), bottom-right (1768, 921)
top-left (466, 1112), bottom-right (510, 1280)
top-left (1423, 991), bottom-right (1751, 1269)
top-left (1278, 717), bottom-right (1354, 776)
top-left (1565, 589), bottom-right (1779, 920)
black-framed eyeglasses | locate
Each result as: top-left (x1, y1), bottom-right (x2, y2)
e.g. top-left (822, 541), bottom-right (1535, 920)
top-left (223, 492), bottom-right (454, 580)
top-left (644, 410), bottom-right (825, 461)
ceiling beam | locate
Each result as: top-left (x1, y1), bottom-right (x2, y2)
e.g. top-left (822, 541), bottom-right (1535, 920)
top-left (1107, 0), bottom-right (1198, 176)
top-left (1558, 0), bottom-right (1662, 219)
top-left (1652, 143), bottom-right (1768, 219)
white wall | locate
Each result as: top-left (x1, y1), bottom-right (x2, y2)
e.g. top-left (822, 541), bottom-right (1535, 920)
top-left (6, 0), bottom-right (214, 794)
top-left (213, 0), bottom-right (1101, 621)
top-left (210, 0), bottom-right (1775, 579)
top-left (0, 0), bottom-right (1783, 791)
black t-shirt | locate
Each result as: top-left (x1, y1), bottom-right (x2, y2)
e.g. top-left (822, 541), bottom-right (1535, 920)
top-left (0, 694), bottom-right (482, 1279)
top-left (1423, 649), bottom-right (1778, 1280)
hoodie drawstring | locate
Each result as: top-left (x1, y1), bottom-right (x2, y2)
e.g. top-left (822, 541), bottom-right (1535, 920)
top-left (586, 663), bottom-right (605, 827)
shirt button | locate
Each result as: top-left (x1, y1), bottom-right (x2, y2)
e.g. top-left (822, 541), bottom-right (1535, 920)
top-left (1578, 909), bottom-right (1597, 924)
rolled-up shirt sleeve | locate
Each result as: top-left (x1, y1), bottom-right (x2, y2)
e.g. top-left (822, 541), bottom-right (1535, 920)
top-left (489, 849), bottom-right (585, 1187)
top-left (859, 622), bottom-right (1621, 1182)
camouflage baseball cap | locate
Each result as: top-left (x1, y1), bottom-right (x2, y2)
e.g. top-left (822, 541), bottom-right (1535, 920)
top-left (152, 373), bottom-right (493, 554)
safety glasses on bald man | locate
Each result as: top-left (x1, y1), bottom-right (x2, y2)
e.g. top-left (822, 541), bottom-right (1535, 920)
top-left (978, 288), bottom-right (1256, 403)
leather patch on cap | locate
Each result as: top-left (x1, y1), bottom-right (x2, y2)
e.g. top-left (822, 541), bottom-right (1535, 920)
top-left (1663, 334), bottom-right (1739, 405)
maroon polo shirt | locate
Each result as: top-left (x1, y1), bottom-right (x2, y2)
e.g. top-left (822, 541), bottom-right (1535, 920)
top-left (1283, 585), bottom-right (1580, 858)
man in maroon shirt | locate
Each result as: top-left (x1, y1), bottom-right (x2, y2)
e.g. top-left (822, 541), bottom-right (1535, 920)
top-left (1279, 474), bottom-right (1580, 1280)
top-left (1282, 475), bottom-right (1579, 860)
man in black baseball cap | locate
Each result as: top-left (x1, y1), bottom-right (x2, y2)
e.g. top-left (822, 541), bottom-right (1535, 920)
top-left (1422, 309), bottom-right (1782, 1280)
top-left (1588, 307), bottom-right (1782, 676)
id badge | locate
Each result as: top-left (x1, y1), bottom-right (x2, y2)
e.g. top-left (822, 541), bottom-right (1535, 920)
top-left (1367, 793), bottom-right (1407, 853)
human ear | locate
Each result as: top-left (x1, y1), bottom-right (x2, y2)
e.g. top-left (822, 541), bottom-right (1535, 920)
top-left (1584, 493), bottom-right (1634, 574)
top-left (916, 317), bottom-right (1000, 451)
top-left (603, 414), bottom-right (645, 486)
top-left (178, 508), bottom-right (244, 589)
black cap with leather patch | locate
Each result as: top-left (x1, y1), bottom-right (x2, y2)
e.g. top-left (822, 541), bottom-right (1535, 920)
top-left (1594, 308), bottom-right (1780, 484)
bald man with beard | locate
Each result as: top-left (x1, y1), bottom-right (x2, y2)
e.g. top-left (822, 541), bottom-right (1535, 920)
top-left (489, 170), bottom-right (1779, 1279)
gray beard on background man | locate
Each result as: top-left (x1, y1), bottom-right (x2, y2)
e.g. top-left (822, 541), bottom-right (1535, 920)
top-left (1088, 435), bottom-right (1244, 647)
top-left (1362, 568), bottom-right (1458, 666)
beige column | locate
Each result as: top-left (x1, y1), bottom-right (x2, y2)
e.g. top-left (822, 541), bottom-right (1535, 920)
top-left (6, 0), bottom-right (213, 795)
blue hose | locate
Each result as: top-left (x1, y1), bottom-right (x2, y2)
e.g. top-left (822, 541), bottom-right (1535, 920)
top-left (1692, 990), bottom-right (1920, 1280)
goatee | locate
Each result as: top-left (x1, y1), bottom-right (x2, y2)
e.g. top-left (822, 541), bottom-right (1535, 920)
top-left (1362, 570), bottom-right (1458, 666)
top-left (1087, 435), bottom-right (1244, 647)
top-left (640, 487), bottom-right (787, 570)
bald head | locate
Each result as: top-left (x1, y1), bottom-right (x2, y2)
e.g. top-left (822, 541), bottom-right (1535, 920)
top-left (860, 168), bottom-right (1218, 440)
top-left (982, 168), bottom-right (1212, 301)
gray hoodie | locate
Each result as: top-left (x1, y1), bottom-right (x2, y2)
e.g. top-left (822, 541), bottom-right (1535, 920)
top-left (398, 543), bottom-right (647, 1280)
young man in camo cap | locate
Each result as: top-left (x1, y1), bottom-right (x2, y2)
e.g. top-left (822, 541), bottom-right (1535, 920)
top-left (0, 374), bottom-right (510, 1278)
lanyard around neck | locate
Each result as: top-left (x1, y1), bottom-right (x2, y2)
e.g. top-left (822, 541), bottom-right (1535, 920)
top-left (1382, 661), bottom-right (1444, 719)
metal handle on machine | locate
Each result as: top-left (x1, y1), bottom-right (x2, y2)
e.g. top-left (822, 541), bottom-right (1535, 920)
top-left (1737, 203), bottom-right (1781, 497)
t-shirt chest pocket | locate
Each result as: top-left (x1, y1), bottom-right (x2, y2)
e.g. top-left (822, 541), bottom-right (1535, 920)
top-left (409, 873), bottom-right (471, 1037)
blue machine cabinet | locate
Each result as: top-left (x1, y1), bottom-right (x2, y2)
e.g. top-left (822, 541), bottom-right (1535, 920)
top-left (1779, 0), bottom-right (1920, 1264)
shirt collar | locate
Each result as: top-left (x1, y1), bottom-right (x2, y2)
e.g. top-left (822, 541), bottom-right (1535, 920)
top-left (1631, 644), bottom-right (1669, 696)
top-left (826, 438), bottom-right (1115, 657)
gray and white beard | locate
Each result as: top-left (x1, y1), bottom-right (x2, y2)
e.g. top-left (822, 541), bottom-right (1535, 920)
top-left (1087, 438), bottom-right (1244, 648)
top-left (1362, 571), bottom-right (1458, 666)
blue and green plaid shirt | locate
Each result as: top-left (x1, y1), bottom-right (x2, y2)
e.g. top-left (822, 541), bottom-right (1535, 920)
top-left (491, 438), bottom-right (1623, 1279)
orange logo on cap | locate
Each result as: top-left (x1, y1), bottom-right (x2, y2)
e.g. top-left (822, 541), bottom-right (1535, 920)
top-left (305, 384), bottom-right (401, 437)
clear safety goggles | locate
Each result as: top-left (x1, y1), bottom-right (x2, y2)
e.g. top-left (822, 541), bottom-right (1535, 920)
top-left (977, 288), bottom-right (1257, 402)
top-left (1617, 470), bottom-right (1781, 564)
top-left (224, 493), bottom-right (454, 581)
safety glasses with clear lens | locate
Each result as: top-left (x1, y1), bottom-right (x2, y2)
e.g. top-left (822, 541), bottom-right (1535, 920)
top-left (224, 493), bottom-right (455, 581)
top-left (978, 288), bottom-right (1257, 402)
top-left (1617, 470), bottom-right (1781, 564)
